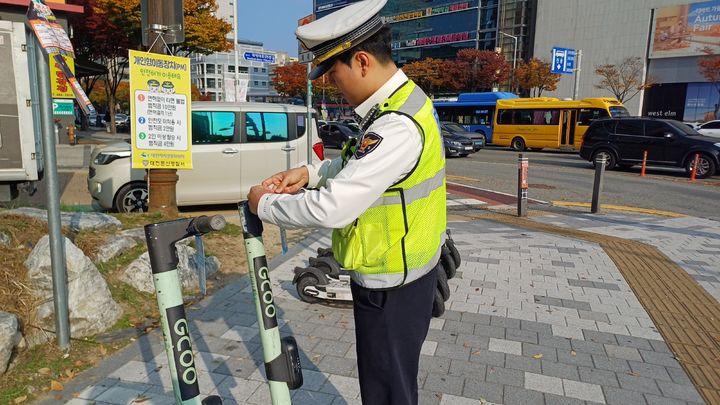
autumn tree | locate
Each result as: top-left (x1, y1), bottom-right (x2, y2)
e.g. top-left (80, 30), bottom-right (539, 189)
top-left (270, 62), bottom-right (342, 102)
top-left (697, 48), bottom-right (720, 120)
top-left (513, 58), bottom-right (560, 97)
top-left (454, 49), bottom-right (511, 92)
top-left (402, 58), bottom-right (460, 97)
top-left (594, 57), bottom-right (653, 103)
top-left (70, 0), bottom-right (231, 132)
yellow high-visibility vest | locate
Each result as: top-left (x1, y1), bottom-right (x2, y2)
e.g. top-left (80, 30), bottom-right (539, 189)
top-left (332, 80), bottom-right (446, 289)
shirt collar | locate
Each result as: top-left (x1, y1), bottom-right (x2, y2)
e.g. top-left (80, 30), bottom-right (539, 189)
top-left (354, 69), bottom-right (408, 120)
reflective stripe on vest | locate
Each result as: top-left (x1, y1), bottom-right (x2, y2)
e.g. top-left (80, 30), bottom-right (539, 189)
top-left (332, 79), bottom-right (447, 289)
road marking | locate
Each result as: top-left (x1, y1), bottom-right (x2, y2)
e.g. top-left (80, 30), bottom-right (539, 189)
top-left (447, 198), bottom-right (487, 206)
top-left (552, 201), bottom-right (686, 218)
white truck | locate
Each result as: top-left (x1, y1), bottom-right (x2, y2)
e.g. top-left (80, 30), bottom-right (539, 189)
top-left (0, 20), bottom-right (44, 201)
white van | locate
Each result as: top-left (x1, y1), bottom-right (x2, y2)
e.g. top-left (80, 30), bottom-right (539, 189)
top-left (88, 102), bottom-right (323, 212)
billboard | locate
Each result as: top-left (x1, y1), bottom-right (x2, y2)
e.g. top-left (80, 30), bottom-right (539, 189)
top-left (650, 0), bottom-right (720, 58)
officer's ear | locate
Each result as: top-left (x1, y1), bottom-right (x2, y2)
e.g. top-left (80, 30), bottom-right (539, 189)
top-left (354, 51), bottom-right (372, 77)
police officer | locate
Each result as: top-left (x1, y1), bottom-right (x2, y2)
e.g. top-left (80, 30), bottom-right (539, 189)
top-left (247, 1), bottom-right (446, 403)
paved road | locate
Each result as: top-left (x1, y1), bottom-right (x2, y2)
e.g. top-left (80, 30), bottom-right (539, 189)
top-left (446, 147), bottom-right (720, 221)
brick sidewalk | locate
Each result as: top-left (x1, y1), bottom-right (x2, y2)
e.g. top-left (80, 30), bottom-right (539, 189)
top-left (39, 204), bottom-right (717, 405)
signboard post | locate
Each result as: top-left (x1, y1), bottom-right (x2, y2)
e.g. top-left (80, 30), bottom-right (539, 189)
top-left (551, 47), bottom-right (582, 99)
top-left (139, 0), bottom-right (186, 217)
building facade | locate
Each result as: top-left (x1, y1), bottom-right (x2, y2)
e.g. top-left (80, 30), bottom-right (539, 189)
top-left (313, 0), bottom-right (536, 68)
top-left (533, 0), bottom-right (719, 119)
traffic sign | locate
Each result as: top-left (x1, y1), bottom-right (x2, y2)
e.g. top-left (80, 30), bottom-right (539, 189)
top-left (52, 99), bottom-right (74, 115)
top-left (243, 52), bottom-right (275, 63)
top-left (551, 47), bottom-right (576, 74)
top-left (299, 51), bottom-right (314, 64)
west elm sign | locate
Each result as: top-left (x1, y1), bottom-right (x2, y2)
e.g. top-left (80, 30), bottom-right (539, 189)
top-left (243, 52), bottom-right (275, 63)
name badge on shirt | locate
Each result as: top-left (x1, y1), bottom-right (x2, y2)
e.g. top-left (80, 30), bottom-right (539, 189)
top-left (354, 132), bottom-right (383, 160)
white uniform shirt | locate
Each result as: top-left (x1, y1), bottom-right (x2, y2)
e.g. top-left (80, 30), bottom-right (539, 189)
top-left (257, 70), bottom-right (423, 228)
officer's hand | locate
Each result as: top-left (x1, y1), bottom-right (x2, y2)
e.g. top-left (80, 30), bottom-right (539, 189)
top-left (261, 166), bottom-right (309, 194)
top-left (248, 185), bottom-right (272, 214)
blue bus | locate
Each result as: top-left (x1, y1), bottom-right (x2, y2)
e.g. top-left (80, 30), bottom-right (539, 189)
top-left (434, 92), bottom-right (518, 144)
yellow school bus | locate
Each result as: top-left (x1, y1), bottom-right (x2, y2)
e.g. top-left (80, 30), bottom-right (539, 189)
top-left (493, 98), bottom-right (630, 151)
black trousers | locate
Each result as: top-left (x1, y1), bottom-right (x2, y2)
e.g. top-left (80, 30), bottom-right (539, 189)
top-left (351, 269), bottom-right (437, 405)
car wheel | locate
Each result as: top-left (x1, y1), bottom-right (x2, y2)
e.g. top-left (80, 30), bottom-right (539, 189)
top-left (592, 149), bottom-right (616, 170)
top-left (511, 137), bottom-right (526, 151)
top-left (113, 182), bottom-right (148, 213)
top-left (686, 154), bottom-right (716, 179)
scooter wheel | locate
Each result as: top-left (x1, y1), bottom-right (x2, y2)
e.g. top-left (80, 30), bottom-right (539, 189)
top-left (202, 395), bottom-right (223, 405)
top-left (315, 257), bottom-right (342, 276)
top-left (436, 262), bottom-right (450, 302)
top-left (446, 238), bottom-right (462, 268)
top-left (296, 274), bottom-right (321, 304)
top-left (432, 289), bottom-right (445, 318)
top-left (441, 246), bottom-right (457, 280)
top-left (317, 247), bottom-right (334, 257)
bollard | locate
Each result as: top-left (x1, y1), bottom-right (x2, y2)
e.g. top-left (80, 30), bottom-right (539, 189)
top-left (640, 150), bottom-right (648, 177)
top-left (690, 153), bottom-right (700, 183)
top-left (67, 124), bottom-right (76, 145)
top-left (591, 155), bottom-right (606, 213)
top-left (517, 153), bottom-right (528, 217)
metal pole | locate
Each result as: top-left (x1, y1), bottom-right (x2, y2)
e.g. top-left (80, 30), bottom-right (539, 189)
top-left (233, 0), bottom-right (239, 101)
top-left (35, 38), bottom-right (70, 349)
top-left (306, 64), bottom-right (313, 164)
top-left (591, 156), bottom-right (606, 214)
top-left (573, 49), bottom-right (582, 100)
top-left (475, 0), bottom-right (481, 50)
top-left (517, 153), bottom-right (528, 217)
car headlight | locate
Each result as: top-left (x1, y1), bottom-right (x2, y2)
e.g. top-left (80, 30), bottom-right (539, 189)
top-left (93, 150), bottom-right (131, 165)
top-left (451, 141), bottom-right (462, 146)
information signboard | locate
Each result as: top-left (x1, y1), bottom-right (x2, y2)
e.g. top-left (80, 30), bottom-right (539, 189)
top-left (129, 49), bottom-right (192, 169)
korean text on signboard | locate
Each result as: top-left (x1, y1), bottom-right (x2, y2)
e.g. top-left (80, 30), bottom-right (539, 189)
top-left (129, 50), bottom-right (192, 170)
top-left (650, 0), bottom-right (720, 58)
top-left (551, 47), bottom-right (576, 74)
top-left (51, 54), bottom-right (74, 98)
top-left (243, 52), bottom-right (275, 63)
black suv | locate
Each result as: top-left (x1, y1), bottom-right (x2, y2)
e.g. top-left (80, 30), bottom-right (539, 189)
top-left (579, 117), bottom-right (720, 178)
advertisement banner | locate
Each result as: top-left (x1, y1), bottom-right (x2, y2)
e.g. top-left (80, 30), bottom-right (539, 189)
top-left (26, 0), bottom-right (74, 57)
top-left (50, 53), bottom-right (74, 98)
top-left (650, 0), bottom-right (720, 58)
top-left (129, 50), bottom-right (192, 170)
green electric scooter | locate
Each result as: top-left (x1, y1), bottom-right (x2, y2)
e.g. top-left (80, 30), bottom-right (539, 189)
top-left (144, 215), bottom-right (226, 405)
top-left (239, 201), bottom-right (303, 404)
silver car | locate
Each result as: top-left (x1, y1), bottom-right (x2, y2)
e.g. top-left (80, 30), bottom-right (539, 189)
top-left (88, 102), bottom-right (323, 212)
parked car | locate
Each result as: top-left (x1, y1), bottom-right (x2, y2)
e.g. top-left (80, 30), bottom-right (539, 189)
top-left (441, 121), bottom-right (485, 151)
top-left (88, 102), bottom-right (324, 212)
top-left (101, 113), bottom-right (130, 132)
top-left (443, 132), bottom-right (475, 157)
top-left (318, 122), bottom-right (359, 149)
top-left (340, 118), bottom-right (361, 132)
top-left (579, 117), bottom-right (720, 178)
top-left (696, 120), bottom-right (720, 138)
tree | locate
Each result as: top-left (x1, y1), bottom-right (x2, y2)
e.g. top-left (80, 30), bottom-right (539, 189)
top-left (697, 48), bottom-right (720, 120)
top-left (70, 0), bottom-right (231, 132)
top-left (271, 63), bottom-right (309, 99)
top-left (513, 58), bottom-right (561, 97)
top-left (594, 57), bottom-right (653, 103)
top-left (454, 49), bottom-right (511, 92)
top-left (402, 58), bottom-right (461, 97)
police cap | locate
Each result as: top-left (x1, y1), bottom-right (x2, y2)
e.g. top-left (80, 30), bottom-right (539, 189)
top-left (296, 0), bottom-right (387, 80)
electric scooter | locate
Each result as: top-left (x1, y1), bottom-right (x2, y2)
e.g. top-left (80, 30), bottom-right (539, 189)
top-left (144, 215), bottom-right (226, 405)
top-left (292, 230), bottom-right (462, 316)
top-left (239, 201), bottom-right (303, 405)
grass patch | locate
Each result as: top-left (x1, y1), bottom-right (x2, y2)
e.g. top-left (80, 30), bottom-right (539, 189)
top-left (58, 204), bottom-right (95, 213)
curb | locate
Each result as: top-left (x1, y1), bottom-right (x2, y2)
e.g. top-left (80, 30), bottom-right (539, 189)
top-left (551, 201), bottom-right (687, 218)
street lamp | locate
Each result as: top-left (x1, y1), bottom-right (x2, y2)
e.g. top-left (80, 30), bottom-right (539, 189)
top-left (498, 31), bottom-right (518, 70)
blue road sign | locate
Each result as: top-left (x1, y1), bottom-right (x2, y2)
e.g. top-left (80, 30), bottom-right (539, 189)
top-left (243, 52), bottom-right (275, 63)
top-left (551, 47), bottom-right (576, 74)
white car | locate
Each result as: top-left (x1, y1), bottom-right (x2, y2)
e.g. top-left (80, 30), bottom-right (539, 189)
top-left (88, 102), bottom-right (324, 212)
top-left (696, 120), bottom-right (720, 138)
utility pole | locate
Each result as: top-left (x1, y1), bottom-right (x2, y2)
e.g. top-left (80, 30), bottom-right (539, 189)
top-left (143, 0), bottom-right (183, 217)
top-left (572, 49), bottom-right (582, 100)
top-left (233, 0), bottom-right (239, 101)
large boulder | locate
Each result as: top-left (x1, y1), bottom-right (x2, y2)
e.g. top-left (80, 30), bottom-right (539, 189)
top-left (0, 231), bottom-right (10, 247)
top-left (0, 311), bottom-right (21, 374)
top-left (95, 236), bottom-right (138, 263)
top-left (24, 236), bottom-right (122, 346)
top-left (120, 244), bottom-right (220, 293)
top-left (1, 207), bottom-right (121, 232)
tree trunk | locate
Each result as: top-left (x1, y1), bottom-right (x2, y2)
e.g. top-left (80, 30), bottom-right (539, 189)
top-left (108, 94), bottom-right (116, 134)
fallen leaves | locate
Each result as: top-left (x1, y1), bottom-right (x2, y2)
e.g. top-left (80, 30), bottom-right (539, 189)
top-left (13, 395), bottom-right (27, 404)
top-left (50, 380), bottom-right (64, 391)
top-left (532, 353), bottom-right (543, 359)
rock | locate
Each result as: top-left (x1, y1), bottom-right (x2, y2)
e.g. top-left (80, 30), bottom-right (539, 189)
top-left (95, 236), bottom-right (138, 263)
top-left (121, 244), bottom-right (220, 293)
top-left (118, 228), bottom-right (146, 242)
top-left (24, 236), bottom-right (122, 346)
top-left (0, 232), bottom-right (10, 247)
top-left (1, 207), bottom-right (121, 232)
top-left (0, 311), bottom-right (21, 374)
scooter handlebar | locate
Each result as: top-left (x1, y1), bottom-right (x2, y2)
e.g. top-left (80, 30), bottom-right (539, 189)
top-left (188, 215), bottom-right (226, 235)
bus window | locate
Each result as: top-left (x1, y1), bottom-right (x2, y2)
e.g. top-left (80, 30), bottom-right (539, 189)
top-left (610, 106), bottom-right (630, 118)
top-left (578, 108), bottom-right (609, 125)
top-left (497, 109), bottom-right (559, 125)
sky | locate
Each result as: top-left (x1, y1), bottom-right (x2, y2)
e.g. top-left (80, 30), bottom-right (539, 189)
top-left (237, 1), bottom-right (314, 57)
